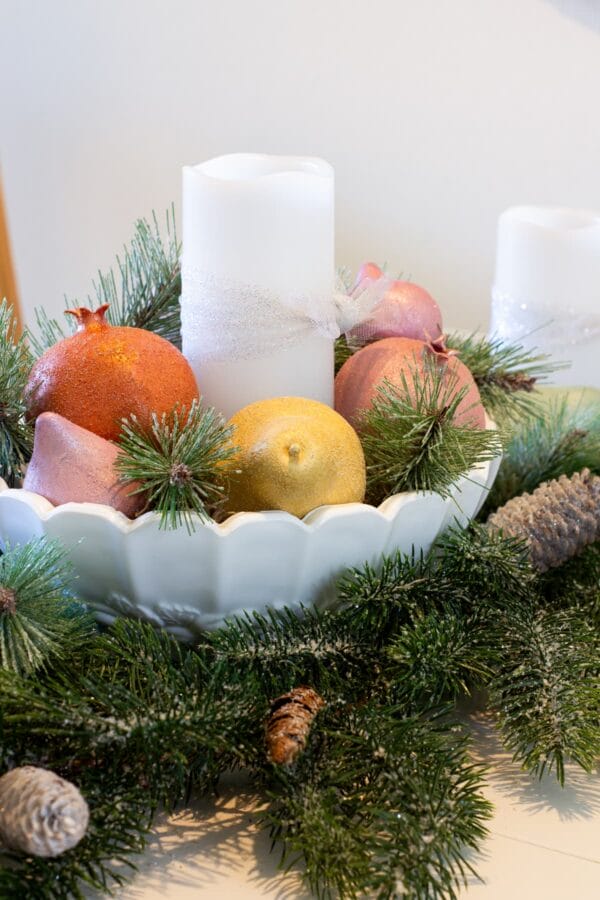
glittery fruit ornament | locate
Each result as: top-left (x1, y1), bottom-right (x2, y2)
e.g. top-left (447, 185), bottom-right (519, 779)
top-left (348, 263), bottom-right (443, 344)
top-left (335, 337), bottom-right (486, 429)
top-left (354, 261), bottom-right (383, 285)
top-left (223, 397), bottom-right (366, 517)
top-left (24, 305), bottom-right (199, 441)
top-left (24, 412), bottom-right (145, 516)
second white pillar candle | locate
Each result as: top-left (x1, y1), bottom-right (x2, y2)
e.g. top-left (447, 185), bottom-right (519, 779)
top-left (491, 206), bottom-right (600, 387)
top-left (181, 154), bottom-right (335, 419)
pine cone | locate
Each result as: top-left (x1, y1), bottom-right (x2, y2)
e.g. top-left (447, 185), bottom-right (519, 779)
top-left (486, 468), bottom-right (600, 572)
top-left (266, 686), bottom-right (325, 766)
top-left (0, 766), bottom-right (89, 857)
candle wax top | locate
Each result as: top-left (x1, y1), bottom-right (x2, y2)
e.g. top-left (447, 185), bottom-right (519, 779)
top-left (187, 153), bottom-right (333, 182)
top-left (500, 205), bottom-right (600, 236)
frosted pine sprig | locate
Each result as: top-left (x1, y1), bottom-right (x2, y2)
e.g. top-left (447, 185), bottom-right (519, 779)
top-left (115, 400), bottom-right (237, 532)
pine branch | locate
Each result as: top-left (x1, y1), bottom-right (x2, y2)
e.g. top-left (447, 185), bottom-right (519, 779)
top-left (100, 209), bottom-right (181, 343)
top-left (29, 305), bottom-right (68, 357)
top-left (436, 523), bottom-right (537, 614)
top-left (0, 620), bottom-right (263, 796)
top-left (264, 703), bottom-right (492, 899)
top-left (336, 550), bottom-right (456, 647)
top-left (0, 540), bottom-right (94, 676)
top-left (359, 362), bottom-right (502, 504)
top-left (30, 209), bottom-right (182, 355)
top-left (115, 400), bottom-right (237, 531)
top-left (542, 541), bottom-right (600, 629)
top-left (0, 299), bottom-right (34, 485)
top-left (445, 331), bottom-right (560, 423)
top-left (483, 396), bottom-right (600, 515)
top-left (199, 605), bottom-right (378, 700)
top-left (386, 609), bottom-right (492, 708)
top-left (489, 606), bottom-right (600, 784)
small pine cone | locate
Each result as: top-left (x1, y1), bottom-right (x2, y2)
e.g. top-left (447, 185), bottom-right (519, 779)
top-left (486, 468), bottom-right (600, 572)
top-left (0, 766), bottom-right (89, 857)
top-left (266, 686), bottom-right (325, 766)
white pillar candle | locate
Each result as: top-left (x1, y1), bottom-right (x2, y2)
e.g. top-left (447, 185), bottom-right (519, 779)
top-left (490, 206), bottom-right (600, 387)
top-left (181, 154), bottom-right (335, 419)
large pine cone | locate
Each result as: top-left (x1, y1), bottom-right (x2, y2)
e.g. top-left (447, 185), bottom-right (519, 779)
top-left (0, 766), bottom-right (89, 857)
top-left (486, 468), bottom-right (600, 572)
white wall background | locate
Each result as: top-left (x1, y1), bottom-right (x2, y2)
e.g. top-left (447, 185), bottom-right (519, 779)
top-left (1, 0), bottom-right (599, 331)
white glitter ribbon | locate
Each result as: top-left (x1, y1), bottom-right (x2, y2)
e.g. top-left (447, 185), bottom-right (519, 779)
top-left (490, 286), bottom-right (600, 350)
top-left (180, 266), bottom-right (391, 362)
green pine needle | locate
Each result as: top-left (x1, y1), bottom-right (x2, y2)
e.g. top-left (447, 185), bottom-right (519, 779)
top-left (387, 609), bottom-right (492, 707)
top-left (29, 208), bottom-right (181, 356)
top-left (265, 704), bottom-right (492, 899)
top-left (446, 331), bottom-right (560, 423)
top-left (359, 361), bottom-right (503, 504)
top-left (199, 605), bottom-right (378, 700)
top-left (115, 400), bottom-right (237, 531)
top-left (334, 334), bottom-right (354, 373)
top-left (490, 606), bottom-right (600, 784)
top-left (0, 299), bottom-right (34, 485)
top-left (483, 395), bottom-right (600, 515)
top-left (0, 539), bottom-right (94, 675)
top-left (30, 304), bottom-right (69, 356)
top-left (336, 550), bottom-right (452, 647)
top-left (542, 541), bottom-right (600, 630)
top-left (437, 523), bottom-right (536, 613)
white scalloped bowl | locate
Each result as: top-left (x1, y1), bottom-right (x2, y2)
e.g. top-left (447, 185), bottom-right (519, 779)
top-left (0, 418), bottom-right (500, 639)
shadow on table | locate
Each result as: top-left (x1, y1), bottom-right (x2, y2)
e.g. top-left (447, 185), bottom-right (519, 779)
top-left (116, 769), bottom-right (310, 899)
top-left (465, 710), bottom-right (600, 822)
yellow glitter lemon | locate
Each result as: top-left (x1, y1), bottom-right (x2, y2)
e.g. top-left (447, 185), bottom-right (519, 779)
top-left (224, 397), bottom-right (366, 517)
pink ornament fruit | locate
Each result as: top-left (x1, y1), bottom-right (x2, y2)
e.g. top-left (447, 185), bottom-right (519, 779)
top-left (335, 337), bottom-right (486, 430)
top-left (23, 412), bottom-right (145, 517)
top-left (349, 263), bottom-right (443, 344)
top-left (354, 261), bottom-right (384, 286)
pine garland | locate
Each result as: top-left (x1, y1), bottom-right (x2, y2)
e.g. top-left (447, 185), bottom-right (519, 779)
top-left (489, 606), bottom-right (600, 784)
top-left (0, 517), bottom-right (598, 897)
top-left (265, 706), bottom-right (492, 899)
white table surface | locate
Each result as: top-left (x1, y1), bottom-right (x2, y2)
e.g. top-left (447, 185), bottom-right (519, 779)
top-left (92, 711), bottom-right (600, 900)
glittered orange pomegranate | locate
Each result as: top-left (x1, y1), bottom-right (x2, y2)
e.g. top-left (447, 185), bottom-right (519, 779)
top-left (335, 336), bottom-right (486, 429)
top-left (25, 305), bottom-right (199, 441)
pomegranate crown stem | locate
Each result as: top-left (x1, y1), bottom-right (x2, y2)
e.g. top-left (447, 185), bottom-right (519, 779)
top-left (65, 304), bottom-right (110, 332)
